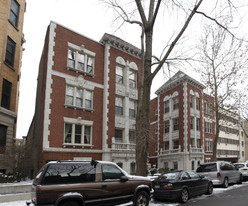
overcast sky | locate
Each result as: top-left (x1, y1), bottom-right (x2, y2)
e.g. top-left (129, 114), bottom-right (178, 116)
top-left (16, 0), bottom-right (248, 139)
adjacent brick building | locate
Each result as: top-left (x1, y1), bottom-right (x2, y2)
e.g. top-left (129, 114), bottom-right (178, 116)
top-left (24, 22), bottom-right (142, 177)
top-left (0, 0), bottom-right (26, 173)
top-left (148, 71), bottom-right (216, 170)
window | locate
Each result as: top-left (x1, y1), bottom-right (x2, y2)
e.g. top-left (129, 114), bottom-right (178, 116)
top-left (196, 118), bottom-right (200, 131)
top-left (190, 117), bottom-right (194, 130)
top-left (130, 162), bottom-right (135, 175)
top-left (129, 99), bottom-right (136, 118)
top-left (129, 130), bottom-right (135, 144)
top-left (64, 123), bottom-right (92, 145)
top-left (173, 139), bottom-right (179, 149)
top-left (191, 161), bottom-right (195, 170)
top-left (102, 164), bottom-right (124, 181)
top-left (115, 129), bottom-right (123, 143)
top-left (164, 121), bottom-right (170, 133)
top-left (9, 0), bottom-right (20, 27)
top-left (129, 70), bottom-right (136, 88)
top-left (191, 138), bottom-right (195, 147)
top-left (205, 122), bottom-right (212, 134)
top-left (196, 97), bottom-right (200, 110)
top-left (205, 140), bottom-right (213, 152)
top-left (190, 95), bottom-right (194, 108)
top-left (173, 97), bottom-right (179, 110)
top-left (164, 100), bottom-right (169, 113)
top-left (164, 141), bottom-right (169, 150)
top-left (115, 96), bottom-right (123, 116)
top-left (0, 125), bottom-right (7, 152)
top-left (65, 85), bottom-right (93, 110)
top-left (1, 79), bottom-right (12, 110)
top-left (173, 118), bottom-right (179, 131)
top-left (205, 101), bottom-right (212, 115)
top-left (173, 162), bottom-right (178, 170)
top-left (116, 66), bottom-right (123, 84)
top-left (117, 162), bottom-right (123, 168)
top-left (67, 49), bottom-right (94, 75)
top-left (5, 37), bottom-right (16, 67)
top-left (43, 163), bottom-right (96, 184)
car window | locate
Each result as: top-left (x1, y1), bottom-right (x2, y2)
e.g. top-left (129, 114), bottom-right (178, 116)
top-left (42, 163), bottom-right (96, 184)
top-left (158, 172), bottom-right (180, 180)
top-left (102, 164), bottom-right (124, 181)
top-left (234, 164), bottom-right (244, 169)
top-left (187, 171), bottom-right (200, 179)
top-left (196, 163), bottom-right (217, 172)
top-left (181, 172), bottom-right (190, 180)
top-left (220, 163), bottom-right (234, 171)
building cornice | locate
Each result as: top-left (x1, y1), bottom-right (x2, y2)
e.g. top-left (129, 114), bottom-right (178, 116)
top-left (100, 33), bottom-right (141, 58)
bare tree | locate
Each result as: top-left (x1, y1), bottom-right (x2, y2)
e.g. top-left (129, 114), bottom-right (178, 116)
top-left (103, 0), bottom-right (245, 175)
top-left (196, 22), bottom-right (248, 161)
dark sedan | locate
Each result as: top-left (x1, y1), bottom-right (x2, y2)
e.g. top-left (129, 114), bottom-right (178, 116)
top-left (152, 170), bottom-right (213, 203)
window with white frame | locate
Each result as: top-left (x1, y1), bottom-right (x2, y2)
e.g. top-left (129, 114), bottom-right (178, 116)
top-left (173, 118), bottom-right (179, 131)
top-left (115, 96), bottom-right (124, 116)
top-left (115, 129), bottom-right (123, 143)
top-left (164, 100), bottom-right (169, 113)
top-left (116, 66), bottom-right (124, 84)
top-left (129, 130), bottom-right (135, 144)
top-left (129, 99), bottom-right (136, 118)
top-left (205, 122), bottom-right (212, 134)
top-left (65, 85), bottom-right (93, 110)
top-left (64, 123), bottom-right (92, 145)
top-left (196, 118), bottom-right (200, 131)
top-left (164, 141), bottom-right (169, 150)
top-left (190, 95), bottom-right (194, 108)
top-left (190, 117), bottom-right (194, 130)
top-left (196, 97), bottom-right (200, 110)
top-left (173, 97), bottom-right (179, 110)
top-left (205, 101), bottom-right (212, 115)
top-left (205, 140), bottom-right (213, 152)
top-left (164, 120), bottom-right (170, 134)
top-left (67, 49), bottom-right (94, 75)
top-left (130, 162), bottom-right (135, 175)
top-left (173, 139), bottom-right (179, 149)
top-left (129, 70), bottom-right (137, 88)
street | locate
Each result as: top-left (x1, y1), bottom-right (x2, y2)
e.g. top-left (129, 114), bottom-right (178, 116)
top-left (1, 182), bottom-right (248, 206)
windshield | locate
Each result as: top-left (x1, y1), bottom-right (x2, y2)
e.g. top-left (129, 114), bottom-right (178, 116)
top-left (158, 172), bottom-right (180, 180)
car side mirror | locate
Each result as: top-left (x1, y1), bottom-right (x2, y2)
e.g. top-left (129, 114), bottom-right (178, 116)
top-left (120, 176), bottom-right (128, 182)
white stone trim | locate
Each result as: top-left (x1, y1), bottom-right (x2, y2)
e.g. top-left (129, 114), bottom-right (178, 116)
top-left (43, 22), bottom-right (56, 149)
top-left (63, 117), bottom-right (93, 126)
top-left (67, 42), bottom-right (96, 57)
top-left (43, 147), bottom-right (102, 153)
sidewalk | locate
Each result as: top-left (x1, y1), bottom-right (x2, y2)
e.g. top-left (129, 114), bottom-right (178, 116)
top-left (0, 181), bottom-right (32, 203)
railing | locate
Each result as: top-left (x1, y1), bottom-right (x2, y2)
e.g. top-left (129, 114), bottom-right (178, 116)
top-left (190, 147), bottom-right (203, 153)
top-left (111, 142), bottom-right (136, 151)
top-left (160, 145), bottom-right (181, 155)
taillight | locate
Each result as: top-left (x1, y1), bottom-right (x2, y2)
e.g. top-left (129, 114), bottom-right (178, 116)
top-left (241, 168), bottom-right (248, 171)
top-left (217, 172), bottom-right (221, 178)
top-left (36, 185), bottom-right (41, 200)
top-left (164, 183), bottom-right (174, 189)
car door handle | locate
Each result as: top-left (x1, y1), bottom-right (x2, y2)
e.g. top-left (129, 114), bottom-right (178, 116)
top-left (102, 185), bottom-right (107, 188)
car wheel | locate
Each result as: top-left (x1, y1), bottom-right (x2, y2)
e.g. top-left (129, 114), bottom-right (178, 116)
top-left (179, 188), bottom-right (189, 203)
top-left (134, 191), bottom-right (149, 206)
top-left (223, 177), bottom-right (228, 188)
top-left (206, 182), bottom-right (213, 195)
top-left (60, 200), bottom-right (80, 206)
top-left (238, 175), bottom-right (243, 184)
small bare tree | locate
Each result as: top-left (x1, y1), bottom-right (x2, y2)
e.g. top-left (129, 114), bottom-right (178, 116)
top-left (196, 22), bottom-right (248, 161)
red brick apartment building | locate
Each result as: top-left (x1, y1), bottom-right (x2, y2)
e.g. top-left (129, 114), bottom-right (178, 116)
top-left (24, 22), bottom-right (142, 177)
top-left (149, 71), bottom-right (215, 170)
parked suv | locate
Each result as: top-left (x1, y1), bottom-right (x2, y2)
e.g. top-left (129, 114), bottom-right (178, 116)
top-left (26, 160), bottom-right (152, 206)
top-left (196, 161), bottom-right (242, 188)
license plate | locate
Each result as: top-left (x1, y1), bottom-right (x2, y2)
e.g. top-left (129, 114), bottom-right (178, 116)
top-left (154, 185), bottom-right (160, 189)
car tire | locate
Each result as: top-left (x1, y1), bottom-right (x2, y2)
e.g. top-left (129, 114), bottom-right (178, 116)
top-left (238, 175), bottom-right (243, 184)
top-left (60, 200), bottom-right (80, 206)
top-left (206, 182), bottom-right (213, 195)
top-left (223, 177), bottom-right (228, 188)
top-left (134, 191), bottom-right (149, 206)
top-left (179, 188), bottom-right (189, 203)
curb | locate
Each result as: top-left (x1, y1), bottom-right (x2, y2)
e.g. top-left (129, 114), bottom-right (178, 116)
top-left (0, 192), bottom-right (31, 203)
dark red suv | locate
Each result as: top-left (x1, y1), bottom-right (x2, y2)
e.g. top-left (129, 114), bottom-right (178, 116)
top-left (26, 160), bottom-right (152, 206)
